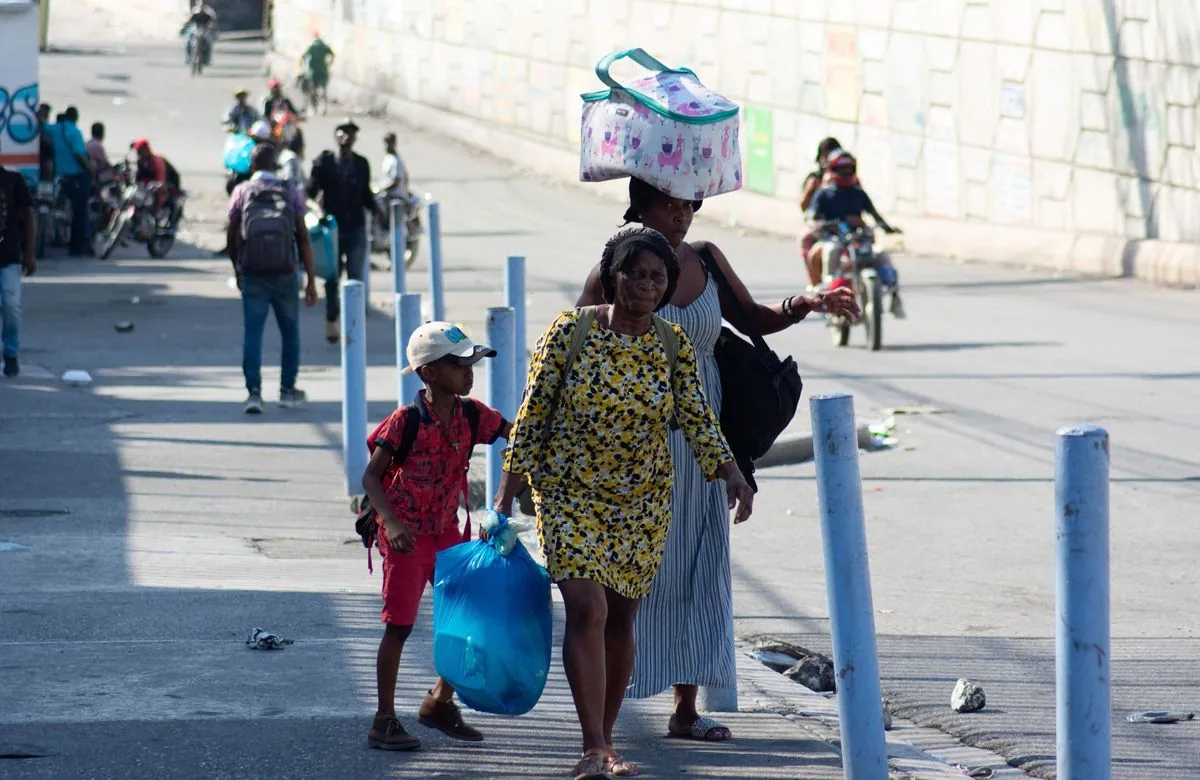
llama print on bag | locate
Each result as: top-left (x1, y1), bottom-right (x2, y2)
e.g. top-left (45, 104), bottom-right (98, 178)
top-left (658, 135), bottom-right (684, 172)
top-left (579, 48), bottom-right (741, 197)
top-left (601, 125), bottom-right (621, 158)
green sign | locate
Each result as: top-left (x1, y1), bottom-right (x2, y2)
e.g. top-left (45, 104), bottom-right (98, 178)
top-left (743, 106), bottom-right (775, 196)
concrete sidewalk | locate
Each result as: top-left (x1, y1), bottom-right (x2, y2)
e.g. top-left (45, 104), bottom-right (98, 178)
top-left (0, 224), bottom-right (1023, 780)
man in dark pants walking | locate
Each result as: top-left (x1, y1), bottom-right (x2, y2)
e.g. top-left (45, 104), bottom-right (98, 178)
top-left (228, 144), bottom-right (318, 414)
top-left (50, 107), bottom-right (94, 256)
top-left (307, 118), bottom-right (381, 343)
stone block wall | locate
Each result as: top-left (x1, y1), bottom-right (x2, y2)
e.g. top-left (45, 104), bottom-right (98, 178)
top-left (270, 0), bottom-right (1200, 284)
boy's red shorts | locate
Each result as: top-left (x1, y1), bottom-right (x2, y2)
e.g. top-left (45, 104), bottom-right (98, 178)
top-left (378, 522), bottom-right (466, 626)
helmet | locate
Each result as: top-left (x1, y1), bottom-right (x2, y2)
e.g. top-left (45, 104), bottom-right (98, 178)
top-left (267, 77), bottom-right (281, 90)
top-left (234, 87), bottom-right (249, 98)
top-left (248, 119), bottom-right (275, 142)
top-left (827, 150), bottom-right (857, 188)
top-left (131, 138), bottom-right (151, 153)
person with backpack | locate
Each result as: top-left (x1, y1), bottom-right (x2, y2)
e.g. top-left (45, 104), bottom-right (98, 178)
top-left (358, 321), bottom-right (512, 752)
top-left (227, 143), bottom-right (317, 414)
top-left (492, 226), bottom-right (754, 778)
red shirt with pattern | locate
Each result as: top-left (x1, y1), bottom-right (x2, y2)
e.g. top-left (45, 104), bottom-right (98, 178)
top-left (370, 392), bottom-right (506, 536)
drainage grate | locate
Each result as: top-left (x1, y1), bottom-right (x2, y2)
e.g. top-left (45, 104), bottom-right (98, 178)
top-left (0, 509), bottom-right (70, 518)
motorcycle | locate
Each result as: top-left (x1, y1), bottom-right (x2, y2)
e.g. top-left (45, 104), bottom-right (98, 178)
top-left (89, 162), bottom-right (128, 238)
top-left (818, 221), bottom-right (898, 352)
top-left (94, 181), bottom-right (186, 260)
top-left (33, 177), bottom-right (72, 259)
top-left (369, 190), bottom-right (426, 269)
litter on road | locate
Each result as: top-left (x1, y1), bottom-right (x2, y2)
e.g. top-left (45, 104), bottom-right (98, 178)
top-left (1126, 710), bottom-right (1196, 724)
top-left (245, 628), bottom-right (294, 650)
top-left (62, 370), bottom-right (93, 386)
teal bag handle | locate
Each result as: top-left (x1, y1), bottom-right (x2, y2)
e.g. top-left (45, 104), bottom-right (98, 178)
top-left (595, 48), bottom-right (673, 90)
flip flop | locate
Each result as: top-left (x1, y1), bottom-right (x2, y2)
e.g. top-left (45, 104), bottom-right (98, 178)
top-left (667, 715), bottom-right (732, 741)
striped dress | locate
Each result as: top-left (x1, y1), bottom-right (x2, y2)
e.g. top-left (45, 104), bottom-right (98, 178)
top-left (628, 273), bottom-right (737, 698)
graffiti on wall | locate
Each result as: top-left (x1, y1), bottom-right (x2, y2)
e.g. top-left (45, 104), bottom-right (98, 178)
top-left (0, 83), bottom-right (40, 146)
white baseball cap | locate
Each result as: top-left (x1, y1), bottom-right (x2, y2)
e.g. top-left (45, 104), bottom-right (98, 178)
top-left (401, 322), bottom-right (496, 374)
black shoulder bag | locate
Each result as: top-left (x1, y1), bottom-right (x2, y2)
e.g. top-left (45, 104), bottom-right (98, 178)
top-left (695, 246), bottom-right (804, 491)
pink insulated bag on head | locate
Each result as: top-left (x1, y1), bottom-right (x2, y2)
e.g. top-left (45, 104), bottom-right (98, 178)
top-left (579, 48), bottom-right (742, 201)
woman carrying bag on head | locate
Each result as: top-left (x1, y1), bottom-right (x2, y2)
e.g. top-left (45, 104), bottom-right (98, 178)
top-left (495, 226), bottom-right (754, 779)
top-left (575, 177), bottom-right (859, 745)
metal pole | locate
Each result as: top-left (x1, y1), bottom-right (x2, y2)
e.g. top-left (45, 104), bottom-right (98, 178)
top-left (505, 255), bottom-right (527, 397)
top-left (485, 306), bottom-right (516, 504)
top-left (395, 292), bottom-right (423, 406)
top-left (1056, 425), bottom-right (1111, 780)
top-left (810, 393), bottom-right (888, 780)
top-left (427, 200), bottom-right (446, 322)
top-left (390, 199), bottom-right (406, 295)
top-left (340, 280), bottom-right (368, 496)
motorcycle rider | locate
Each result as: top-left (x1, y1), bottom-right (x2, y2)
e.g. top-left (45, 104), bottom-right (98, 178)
top-left (262, 79), bottom-right (304, 157)
top-left (806, 149), bottom-right (905, 318)
top-left (131, 139), bottom-right (182, 223)
top-left (380, 132), bottom-right (409, 201)
top-left (224, 88), bottom-right (260, 135)
top-left (249, 120), bottom-right (303, 193)
top-left (181, 2), bottom-right (219, 65)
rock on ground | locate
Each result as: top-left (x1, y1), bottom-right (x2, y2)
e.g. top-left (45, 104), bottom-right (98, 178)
top-left (951, 678), bottom-right (987, 713)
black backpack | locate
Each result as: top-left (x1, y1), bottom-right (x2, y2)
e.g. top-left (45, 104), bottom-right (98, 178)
top-left (239, 180), bottom-right (297, 276)
top-left (354, 401), bottom-right (482, 549)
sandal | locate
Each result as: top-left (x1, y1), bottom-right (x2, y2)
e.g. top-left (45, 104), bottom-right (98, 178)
top-left (604, 751), bottom-right (640, 776)
top-left (667, 714), bottom-right (732, 742)
top-left (570, 749), bottom-right (612, 780)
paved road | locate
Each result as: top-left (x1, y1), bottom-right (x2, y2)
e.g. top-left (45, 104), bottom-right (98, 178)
top-left (4, 2), bottom-right (1199, 778)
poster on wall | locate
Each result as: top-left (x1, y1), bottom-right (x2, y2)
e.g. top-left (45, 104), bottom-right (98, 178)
top-left (824, 26), bottom-right (860, 123)
top-left (0, 3), bottom-right (40, 183)
top-left (922, 139), bottom-right (960, 219)
top-left (991, 154), bottom-right (1032, 223)
top-left (743, 106), bottom-right (775, 196)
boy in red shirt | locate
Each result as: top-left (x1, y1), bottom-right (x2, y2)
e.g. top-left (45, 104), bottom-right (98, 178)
top-left (361, 321), bottom-right (512, 751)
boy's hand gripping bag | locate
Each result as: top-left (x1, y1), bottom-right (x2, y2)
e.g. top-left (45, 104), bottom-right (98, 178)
top-left (432, 514), bottom-right (552, 716)
top-left (579, 48), bottom-right (742, 200)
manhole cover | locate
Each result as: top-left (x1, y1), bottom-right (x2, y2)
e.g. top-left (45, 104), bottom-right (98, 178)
top-left (0, 509), bottom-right (69, 518)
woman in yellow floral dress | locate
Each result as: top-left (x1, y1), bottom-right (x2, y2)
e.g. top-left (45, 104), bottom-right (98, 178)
top-left (495, 227), bottom-right (754, 779)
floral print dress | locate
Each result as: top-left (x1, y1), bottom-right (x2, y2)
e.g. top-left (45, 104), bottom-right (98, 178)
top-left (504, 309), bottom-right (733, 600)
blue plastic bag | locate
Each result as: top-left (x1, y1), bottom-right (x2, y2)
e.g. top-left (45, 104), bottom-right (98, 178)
top-left (223, 132), bottom-right (255, 175)
top-left (432, 515), bottom-right (552, 716)
top-left (304, 212), bottom-right (339, 280)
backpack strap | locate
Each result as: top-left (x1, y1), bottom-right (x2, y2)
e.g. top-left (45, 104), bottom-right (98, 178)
top-left (651, 314), bottom-right (680, 430)
top-left (651, 315), bottom-right (678, 378)
top-left (541, 307), bottom-right (596, 450)
top-left (393, 405), bottom-right (422, 465)
top-left (461, 398), bottom-right (482, 447)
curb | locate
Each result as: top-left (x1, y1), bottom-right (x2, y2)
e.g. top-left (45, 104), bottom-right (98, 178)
top-left (734, 640), bottom-right (1031, 778)
top-left (753, 424), bottom-right (874, 470)
top-left (462, 424), bottom-right (874, 507)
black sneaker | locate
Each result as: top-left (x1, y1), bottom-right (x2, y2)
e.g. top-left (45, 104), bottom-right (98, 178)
top-left (889, 291), bottom-right (906, 320)
top-left (279, 388), bottom-right (307, 409)
top-left (3, 356), bottom-right (17, 377)
top-left (244, 392), bottom-right (264, 414)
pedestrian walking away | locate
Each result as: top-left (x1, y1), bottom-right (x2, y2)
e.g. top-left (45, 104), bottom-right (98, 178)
top-left (360, 321), bottom-right (512, 752)
top-left (307, 117), bottom-right (381, 343)
top-left (497, 226), bottom-right (754, 779)
top-left (576, 179), bottom-right (858, 744)
top-left (227, 143), bottom-right (317, 414)
top-left (0, 164), bottom-right (37, 378)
